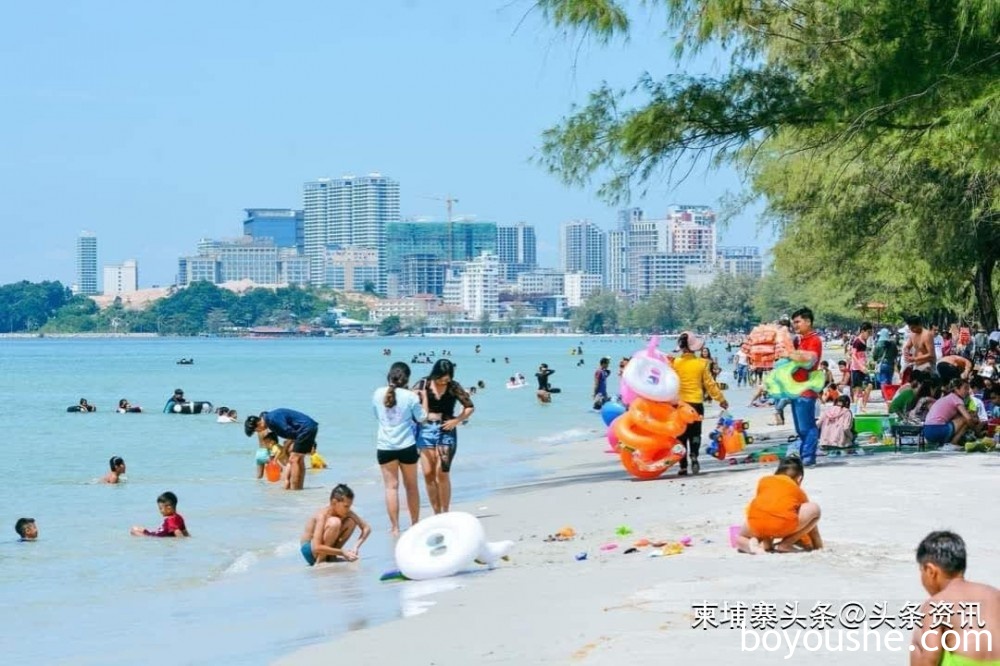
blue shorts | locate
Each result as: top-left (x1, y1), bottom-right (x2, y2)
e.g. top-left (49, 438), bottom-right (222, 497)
top-left (255, 449), bottom-right (270, 465)
top-left (418, 421), bottom-right (458, 472)
top-left (300, 541), bottom-right (316, 566)
top-left (922, 423), bottom-right (954, 444)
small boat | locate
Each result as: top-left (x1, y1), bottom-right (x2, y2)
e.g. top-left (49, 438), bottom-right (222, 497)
top-left (177, 358), bottom-right (194, 365)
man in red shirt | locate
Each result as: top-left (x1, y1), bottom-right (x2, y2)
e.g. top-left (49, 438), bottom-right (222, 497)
top-left (789, 307), bottom-right (823, 466)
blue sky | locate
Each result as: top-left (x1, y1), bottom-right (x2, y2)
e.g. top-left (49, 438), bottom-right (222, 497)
top-left (0, 0), bottom-right (773, 288)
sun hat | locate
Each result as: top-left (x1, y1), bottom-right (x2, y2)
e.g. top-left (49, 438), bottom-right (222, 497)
top-left (679, 331), bottom-right (704, 352)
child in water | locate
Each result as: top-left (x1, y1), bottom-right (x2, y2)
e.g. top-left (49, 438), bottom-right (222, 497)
top-left (104, 456), bottom-right (127, 484)
top-left (735, 457), bottom-right (823, 554)
top-left (130, 491), bottom-right (190, 537)
top-left (14, 518), bottom-right (38, 541)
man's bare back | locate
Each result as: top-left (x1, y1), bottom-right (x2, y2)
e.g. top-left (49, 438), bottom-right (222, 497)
top-left (910, 329), bottom-right (937, 369)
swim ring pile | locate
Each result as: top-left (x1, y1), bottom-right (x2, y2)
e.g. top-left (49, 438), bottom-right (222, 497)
top-left (394, 512), bottom-right (514, 581)
top-left (610, 337), bottom-right (699, 479)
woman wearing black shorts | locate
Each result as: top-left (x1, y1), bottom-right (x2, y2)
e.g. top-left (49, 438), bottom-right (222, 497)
top-left (372, 362), bottom-right (426, 536)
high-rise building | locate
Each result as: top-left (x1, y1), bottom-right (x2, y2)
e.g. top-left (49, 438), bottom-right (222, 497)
top-left (459, 252), bottom-right (500, 319)
top-left (668, 205), bottom-right (717, 257)
top-left (386, 220), bottom-right (496, 296)
top-left (560, 220), bottom-right (606, 281)
top-left (243, 208), bottom-right (304, 252)
top-left (717, 246), bottom-right (763, 278)
top-left (103, 260), bottom-right (138, 295)
top-left (496, 222), bottom-right (537, 282)
top-left (606, 229), bottom-right (629, 294)
top-left (76, 232), bottom-right (98, 295)
top-left (303, 174), bottom-right (400, 288)
top-left (617, 207), bottom-right (643, 230)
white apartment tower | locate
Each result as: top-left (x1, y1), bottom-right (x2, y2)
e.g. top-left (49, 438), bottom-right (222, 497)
top-left (303, 173), bottom-right (400, 289)
top-left (103, 260), bottom-right (138, 295)
top-left (606, 229), bottom-right (629, 294)
top-left (460, 251), bottom-right (500, 319)
top-left (560, 220), bottom-right (606, 282)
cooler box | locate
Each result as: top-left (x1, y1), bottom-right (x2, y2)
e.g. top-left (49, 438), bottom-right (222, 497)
top-left (855, 414), bottom-right (895, 438)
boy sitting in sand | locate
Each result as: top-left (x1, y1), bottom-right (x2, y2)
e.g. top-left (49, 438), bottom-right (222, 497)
top-left (910, 531), bottom-right (1000, 666)
top-left (299, 484), bottom-right (370, 567)
top-left (735, 457), bottom-right (823, 554)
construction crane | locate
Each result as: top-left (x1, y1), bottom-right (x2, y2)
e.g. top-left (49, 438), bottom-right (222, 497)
top-left (419, 194), bottom-right (460, 261)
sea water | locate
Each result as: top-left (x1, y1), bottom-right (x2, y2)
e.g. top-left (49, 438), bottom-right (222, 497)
top-left (0, 334), bottom-right (690, 665)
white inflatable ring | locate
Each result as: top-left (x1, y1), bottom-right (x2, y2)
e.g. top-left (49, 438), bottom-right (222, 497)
top-left (395, 512), bottom-right (485, 581)
top-left (622, 355), bottom-right (680, 403)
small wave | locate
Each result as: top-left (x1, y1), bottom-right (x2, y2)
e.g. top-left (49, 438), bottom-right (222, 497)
top-left (223, 551), bottom-right (260, 575)
top-left (535, 427), bottom-right (595, 445)
top-left (274, 540), bottom-right (300, 557)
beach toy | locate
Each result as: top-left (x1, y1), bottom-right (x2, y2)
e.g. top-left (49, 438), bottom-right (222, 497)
top-left (619, 442), bottom-right (687, 480)
top-left (605, 422), bottom-right (621, 453)
top-left (556, 526), bottom-right (576, 539)
top-left (765, 358), bottom-right (826, 399)
top-left (621, 337), bottom-right (680, 403)
top-left (728, 525), bottom-right (742, 549)
top-left (661, 543), bottom-right (684, 556)
top-left (634, 538), bottom-right (650, 547)
top-left (706, 415), bottom-right (750, 460)
top-left (615, 525), bottom-right (633, 536)
top-left (394, 512), bottom-right (513, 581)
top-left (264, 460), bottom-right (282, 483)
top-left (680, 536), bottom-right (692, 547)
top-left (619, 382), bottom-right (638, 406)
top-left (575, 552), bottom-right (588, 561)
top-left (600, 543), bottom-right (618, 551)
top-left (600, 400), bottom-right (626, 426)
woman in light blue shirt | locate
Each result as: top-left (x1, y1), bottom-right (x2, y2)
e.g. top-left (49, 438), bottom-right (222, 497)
top-left (372, 362), bottom-right (427, 536)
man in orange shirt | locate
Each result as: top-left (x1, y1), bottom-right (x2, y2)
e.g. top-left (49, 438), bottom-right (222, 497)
top-left (735, 457), bottom-right (823, 554)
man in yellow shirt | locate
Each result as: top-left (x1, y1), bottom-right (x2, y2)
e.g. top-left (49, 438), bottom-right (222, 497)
top-left (673, 332), bottom-right (728, 475)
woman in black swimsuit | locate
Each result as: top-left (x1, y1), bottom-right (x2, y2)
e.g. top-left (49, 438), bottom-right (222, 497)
top-left (414, 359), bottom-right (474, 514)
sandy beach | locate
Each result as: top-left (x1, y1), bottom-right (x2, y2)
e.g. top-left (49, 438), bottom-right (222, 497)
top-left (276, 403), bottom-right (1000, 665)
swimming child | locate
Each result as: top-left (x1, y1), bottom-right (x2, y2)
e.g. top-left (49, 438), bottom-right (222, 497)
top-left (735, 457), bottom-right (823, 554)
top-left (14, 518), bottom-right (37, 541)
top-left (299, 484), bottom-right (370, 566)
top-left (130, 491), bottom-right (190, 537)
top-left (309, 443), bottom-right (328, 470)
top-left (104, 456), bottom-right (127, 484)
top-left (910, 531), bottom-right (1000, 665)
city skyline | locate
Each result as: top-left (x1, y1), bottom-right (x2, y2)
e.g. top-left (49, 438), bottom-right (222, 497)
top-left (1, 2), bottom-right (775, 288)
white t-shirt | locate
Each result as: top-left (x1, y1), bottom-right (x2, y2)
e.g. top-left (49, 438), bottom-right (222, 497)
top-left (372, 386), bottom-right (426, 451)
top-left (736, 351), bottom-right (748, 366)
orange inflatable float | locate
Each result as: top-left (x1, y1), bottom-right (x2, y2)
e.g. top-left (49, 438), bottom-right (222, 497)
top-left (614, 398), bottom-right (702, 479)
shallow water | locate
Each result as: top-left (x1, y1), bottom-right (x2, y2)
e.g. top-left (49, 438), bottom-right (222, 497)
top-left (1, 334), bottom-right (706, 665)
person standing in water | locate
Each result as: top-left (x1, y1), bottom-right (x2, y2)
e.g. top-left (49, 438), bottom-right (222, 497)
top-left (372, 362), bottom-right (426, 536)
top-left (244, 409), bottom-right (319, 491)
top-left (413, 359), bottom-right (474, 514)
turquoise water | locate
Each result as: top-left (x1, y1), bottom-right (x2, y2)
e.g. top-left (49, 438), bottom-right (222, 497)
top-left (0, 335), bottom-right (684, 665)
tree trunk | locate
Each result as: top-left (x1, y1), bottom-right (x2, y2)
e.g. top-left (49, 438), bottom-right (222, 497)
top-left (972, 259), bottom-right (998, 330)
